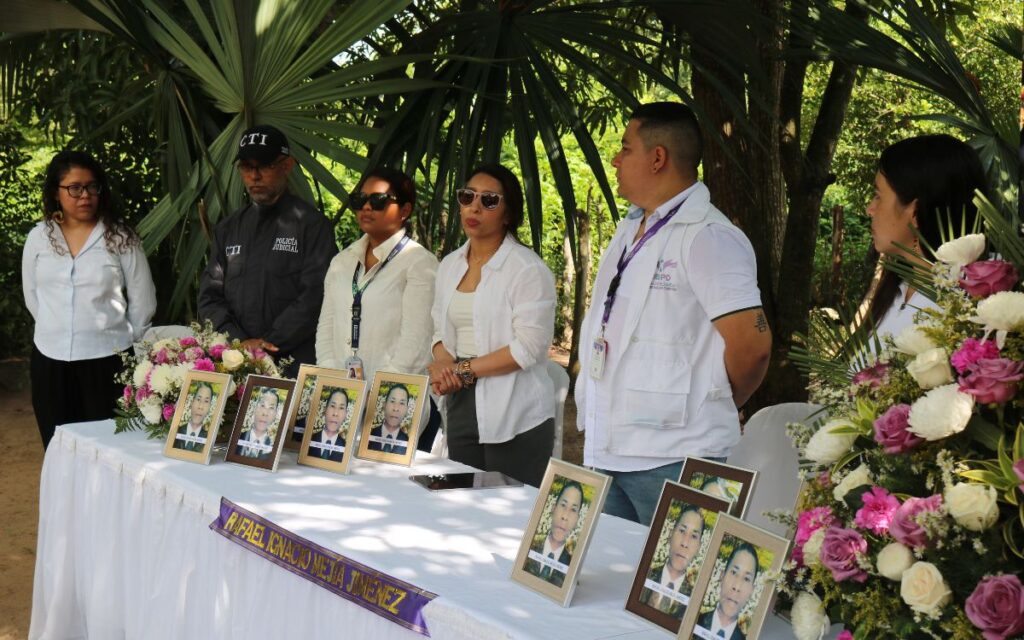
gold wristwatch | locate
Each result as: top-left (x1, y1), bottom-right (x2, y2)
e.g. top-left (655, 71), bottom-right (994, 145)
top-left (456, 359), bottom-right (477, 387)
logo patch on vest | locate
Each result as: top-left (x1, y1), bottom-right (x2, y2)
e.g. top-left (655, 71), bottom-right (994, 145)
top-left (650, 259), bottom-right (678, 291)
top-left (272, 237), bottom-right (298, 253)
top-left (226, 244), bottom-right (242, 257)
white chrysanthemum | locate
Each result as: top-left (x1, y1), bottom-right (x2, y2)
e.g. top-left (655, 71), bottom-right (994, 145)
top-left (906, 348), bottom-right (953, 390)
top-left (907, 384), bottom-right (974, 441)
top-left (892, 325), bottom-right (937, 356)
top-left (900, 562), bottom-right (952, 616)
top-left (210, 332), bottom-right (229, 347)
top-left (150, 338), bottom-right (177, 354)
top-left (149, 365), bottom-right (175, 396)
top-left (972, 291), bottom-right (1024, 332)
top-left (132, 360), bottom-right (153, 387)
top-left (877, 542), bottom-right (914, 581)
top-left (933, 233), bottom-right (985, 266)
top-left (944, 483), bottom-right (999, 532)
top-left (261, 354), bottom-right (278, 376)
top-left (833, 464), bottom-right (872, 502)
top-left (170, 363), bottom-right (190, 386)
top-left (803, 419), bottom-right (857, 464)
top-left (803, 529), bottom-right (826, 567)
top-left (139, 397), bottom-right (163, 424)
top-left (791, 591), bottom-right (830, 640)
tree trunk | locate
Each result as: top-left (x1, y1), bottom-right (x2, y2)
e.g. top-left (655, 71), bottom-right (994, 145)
top-left (568, 201), bottom-right (591, 389)
top-left (829, 204), bottom-right (845, 306)
top-left (561, 233), bottom-right (574, 348)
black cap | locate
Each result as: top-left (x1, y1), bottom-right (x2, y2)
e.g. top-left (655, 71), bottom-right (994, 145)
top-left (235, 125), bottom-right (290, 164)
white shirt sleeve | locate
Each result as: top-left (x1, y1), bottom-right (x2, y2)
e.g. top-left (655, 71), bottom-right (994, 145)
top-left (379, 251), bottom-right (438, 373)
top-left (316, 257), bottom-right (342, 368)
top-left (121, 243), bottom-right (157, 342)
top-left (21, 227), bottom-right (40, 321)
top-left (431, 257), bottom-right (453, 357)
top-left (506, 259), bottom-right (557, 369)
top-left (685, 224), bottom-right (763, 320)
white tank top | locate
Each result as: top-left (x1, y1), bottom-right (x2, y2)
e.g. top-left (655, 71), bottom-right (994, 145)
top-left (448, 290), bottom-right (479, 358)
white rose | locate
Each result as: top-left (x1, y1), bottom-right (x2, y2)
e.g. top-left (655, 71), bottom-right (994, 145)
top-left (226, 379), bottom-right (237, 397)
top-left (877, 542), bottom-right (914, 581)
top-left (221, 349), bottom-right (245, 371)
top-left (933, 233), bottom-right (985, 266)
top-left (972, 292), bottom-right (1024, 332)
top-left (833, 464), bottom-right (873, 502)
top-left (803, 419), bottom-right (858, 464)
top-left (790, 591), bottom-right (830, 640)
top-left (803, 528), bottom-right (826, 567)
top-left (893, 325), bottom-right (937, 357)
top-left (132, 361), bottom-right (153, 387)
top-left (907, 384), bottom-right (974, 441)
top-left (944, 483), bottom-right (999, 531)
top-left (900, 561), bottom-right (952, 616)
top-left (906, 348), bottom-right (954, 390)
top-left (139, 397), bottom-right (164, 424)
top-left (148, 364), bottom-right (174, 396)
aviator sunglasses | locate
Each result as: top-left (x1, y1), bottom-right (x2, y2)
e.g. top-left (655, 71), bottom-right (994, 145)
top-left (348, 192), bottom-right (397, 211)
top-left (455, 188), bottom-right (503, 210)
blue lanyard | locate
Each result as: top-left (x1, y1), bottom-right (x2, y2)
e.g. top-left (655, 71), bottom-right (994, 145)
top-left (600, 198), bottom-right (687, 331)
top-left (350, 235), bottom-right (410, 351)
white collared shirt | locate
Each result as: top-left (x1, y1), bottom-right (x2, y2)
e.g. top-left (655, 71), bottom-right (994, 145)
top-left (708, 609), bottom-right (739, 639)
top-left (22, 221), bottom-right (156, 361)
top-left (316, 229), bottom-right (438, 377)
top-left (872, 282), bottom-right (938, 346)
top-left (433, 235), bottom-right (556, 443)
top-left (541, 536), bottom-right (566, 562)
top-left (659, 565), bottom-right (684, 592)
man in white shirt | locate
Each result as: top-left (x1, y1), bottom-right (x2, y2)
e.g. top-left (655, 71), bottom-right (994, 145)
top-left (575, 102), bottom-right (771, 525)
top-left (696, 543), bottom-right (759, 640)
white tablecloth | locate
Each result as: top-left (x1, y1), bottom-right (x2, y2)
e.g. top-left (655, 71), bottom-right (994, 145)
top-left (31, 421), bottom-right (803, 640)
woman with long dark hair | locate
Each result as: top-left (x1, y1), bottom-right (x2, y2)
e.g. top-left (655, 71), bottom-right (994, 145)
top-left (22, 151), bottom-right (156, 448)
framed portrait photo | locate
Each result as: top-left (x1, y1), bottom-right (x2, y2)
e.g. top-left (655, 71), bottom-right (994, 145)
top-left (677, 515), bottom-right (790, 640)
top-left (510, 459), bottom-right (611, 607)
top-left (283, 364), bottom-right (347, 451)
top-left (625, 482), bottom-right (732, 634)
top-left (162, 371), bottom-right (232, 464)
top-left (679, 458), bottom-right (758, 518)
top-left (355, 371), bottom-right (429, 467)
top-left (296, 376), bottom-right (366, 475)
top-left (224, 375), bottom-right (297, 472)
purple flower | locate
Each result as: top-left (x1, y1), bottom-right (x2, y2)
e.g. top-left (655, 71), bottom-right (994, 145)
top-left (162, 403), bottom-right (175, 421)
top-left (890, 495), bottom-right (943, 548)
top-left (852, 362), bottom-right (889, 389)
top-left (960, 260), bottom-right (1019, 298)
top-left (178, 336), bottom-right (199, 348)
top-left (965, 574), bottom-right (1024, 640)
top-left (873, 404), bottom-right (924, 454)
top-left (793, 507), bottom-right (836, 565)
top-left (1014, 459), bottom-right (1024, 494)
top-left (951, 338), bottom-right (1000, 374)
top-left (192, 358), bottom-right (215, 372)
top-left (854, 486), bottom-right (901, 534)
top-left (209, 344), bottom-right (227, 360)
top-left (959, 358), bottom-right (1024, 404)
top-left (820, 527), bottom-right (868, 583)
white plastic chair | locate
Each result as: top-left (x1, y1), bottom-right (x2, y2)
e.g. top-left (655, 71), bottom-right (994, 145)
top-left (727, 402), bottom-right (823, 537)
top-left (134, 325), bottom-right (194, 357)
top-left (545, 360), bottom-right (570, 459)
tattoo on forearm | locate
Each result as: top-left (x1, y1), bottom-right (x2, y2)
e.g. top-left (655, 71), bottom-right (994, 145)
top-left (754, 312), bottom-right (768, 333)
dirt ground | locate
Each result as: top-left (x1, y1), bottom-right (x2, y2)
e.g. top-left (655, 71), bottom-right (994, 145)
top-left (0, 354), bottom-right (582, 640)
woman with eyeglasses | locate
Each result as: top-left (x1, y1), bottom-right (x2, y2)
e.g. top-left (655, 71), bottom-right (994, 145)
top-left (316, 166), bottom-right (438, 444)
top-left (22, 150), bottom-right (156, 449)
top-left (428, 164), bottom-right (557, 487)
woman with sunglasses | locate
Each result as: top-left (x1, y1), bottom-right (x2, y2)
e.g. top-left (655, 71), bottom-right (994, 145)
top-left (428, 164), bottom-right (557, 487)
top-left (22, 150), bottom-right (156, 449)
top-left (316, 167), bottom-right (438, 434)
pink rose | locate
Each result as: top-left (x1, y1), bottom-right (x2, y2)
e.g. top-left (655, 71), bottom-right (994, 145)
top-left (250, 347), bottom-right (267, 361)
top-left (960, 260), bottom-right (1019, 298)
top-left (178, 336), bottom-right (199, 348)
top-left (965, 574), bottom-right (1024, 640)
top-left (890, 495), bottom-right (943, 548)
top-left (135, 386), bottom-right (151, 402)
top-left (854, 486), bottom-right (900, 534)
top-left (209, 344), bottom-right (227, 360)
top-left (794, 506), bottom-right (837, 565)
top-left (154, 348), bottom-right (170, 365)
top-left (122, 385), bottom-right (133, 404)
top-left (951, 338), bottom-right (1000, 374)
top-left (820, 527), bottom-right (868, 583)
top-left (193, 357), bottom-right (215, 372)
top-left (852, 362), bottom-right (889, 389)
top-left (837, 632), bottom-right (854, 640)
top-left (958, 358), bottom-right (1024, 404)
top-left (162, 404), bottom-right (175, 421)
top-left (873, 404), bottom-right (924, 454)
top-left (1014, 459), bottom-right (1024, 494)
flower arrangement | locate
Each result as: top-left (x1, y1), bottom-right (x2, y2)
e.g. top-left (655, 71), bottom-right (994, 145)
top-left (114, 321), bottom-right (284, 439)
top-left (784, 205), bottom-right (1024, 640)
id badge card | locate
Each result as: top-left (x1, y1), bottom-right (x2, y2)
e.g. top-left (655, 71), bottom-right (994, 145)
top-left (345, 355), bottom-right (364, 380)
top-left (590, 337), bottom-right (607, 380)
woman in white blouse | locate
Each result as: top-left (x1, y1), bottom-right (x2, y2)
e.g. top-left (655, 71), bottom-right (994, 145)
top-left (22, 151), bottom-right (156, 449)
top-left (428, 164), bottom-right (557, 486)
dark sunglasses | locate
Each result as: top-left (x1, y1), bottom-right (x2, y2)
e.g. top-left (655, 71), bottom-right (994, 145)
top-left (456, 188), bottom-right (503, 210)
top-left (348, 192), bottom-right (397, 211)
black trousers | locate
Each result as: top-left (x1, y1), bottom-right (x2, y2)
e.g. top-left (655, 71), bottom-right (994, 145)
top-left (30, 346), bottom-right (123, 449)
top-left (417, 397), bottom-right (442, 453)
top-left (446, 386), bottom-right (554, 487)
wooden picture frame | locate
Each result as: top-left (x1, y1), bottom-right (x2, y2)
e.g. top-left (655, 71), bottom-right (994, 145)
top-left (677, 515), bottom-right (791, 640)
top-left (679, 457), bottom-right (758, 518)
top-left (296, 375), bottom-right (366, 475)
top-left (510, 459), bottom-right (611, 607)
top-left (283, 364), bottom-right (348, 451)
top-left (224, 375), bottom-right (296, 472)
top-left (162, 371), bottom-right (232, 464)
top-left (354, 371), bottom-right (429, 467)
top-left (625, 481), bottom-right (733, 634)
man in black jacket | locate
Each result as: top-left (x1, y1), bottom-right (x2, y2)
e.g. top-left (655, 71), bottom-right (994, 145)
top-left (199, 125), bottom-right (337, 374)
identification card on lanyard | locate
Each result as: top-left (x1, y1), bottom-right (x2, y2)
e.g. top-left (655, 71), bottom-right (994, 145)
top-left (590, 197), bottom-right (687, 380)
top-left (349, 235), bottom-right (410, 379)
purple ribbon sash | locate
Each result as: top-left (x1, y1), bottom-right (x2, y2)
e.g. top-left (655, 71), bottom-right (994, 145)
top-left (210, 497), bottom-right (436, 635)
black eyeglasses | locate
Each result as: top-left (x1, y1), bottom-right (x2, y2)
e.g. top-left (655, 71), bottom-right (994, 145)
top-left (236, 157), bottom-right (286, 176)
top-left (348, 192), bottom-right (397, 211)
top-left (456, 188), bottom-right (502, 210)
top-left (59, 183), bottom-right (102, 198)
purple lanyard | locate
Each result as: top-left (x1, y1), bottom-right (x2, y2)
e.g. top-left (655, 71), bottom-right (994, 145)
top-left (600, 198), bottom-right (687, 331)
